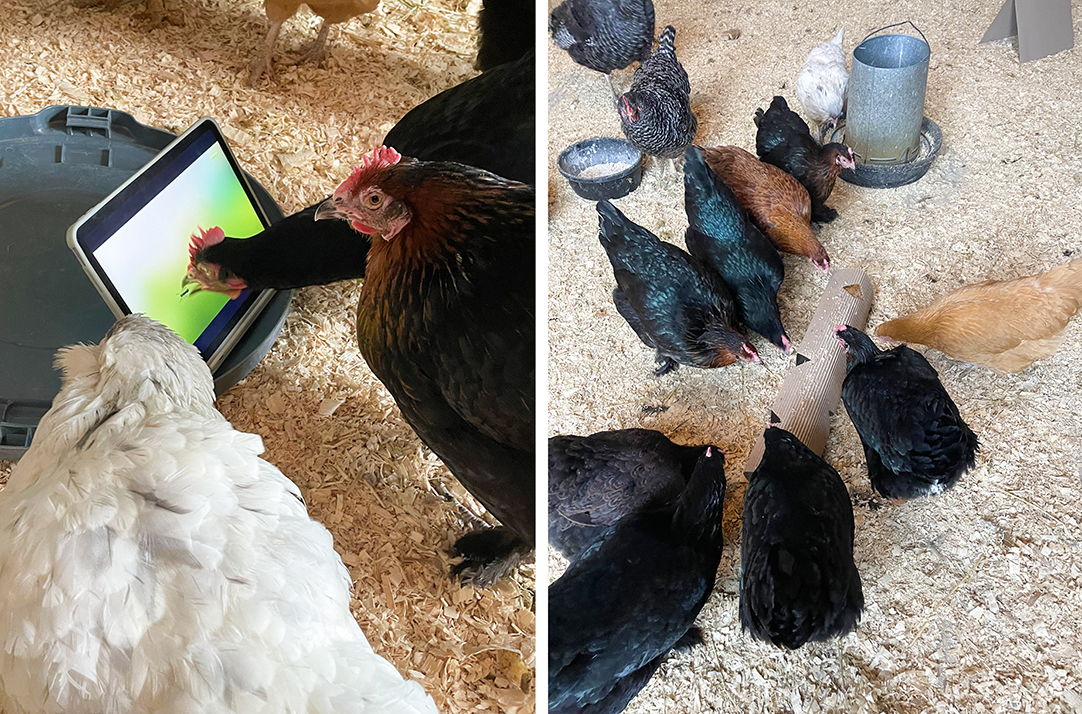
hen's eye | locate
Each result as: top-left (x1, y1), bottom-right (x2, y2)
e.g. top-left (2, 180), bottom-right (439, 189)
top-left (367, 194), bottom-right (383, 208)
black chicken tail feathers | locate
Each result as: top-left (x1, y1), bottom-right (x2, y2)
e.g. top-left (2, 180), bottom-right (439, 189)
top-left (753, 107), bottom-right (765, 127)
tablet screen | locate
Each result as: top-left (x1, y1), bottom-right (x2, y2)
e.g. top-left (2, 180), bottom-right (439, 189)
top-left (73, 121), bottom-right (270, 359)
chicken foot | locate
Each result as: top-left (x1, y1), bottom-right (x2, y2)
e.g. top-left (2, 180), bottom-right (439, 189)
top-left (290, 19), bottom-right (333, 67)
top-left (249, 20), bottom-right (283, 86)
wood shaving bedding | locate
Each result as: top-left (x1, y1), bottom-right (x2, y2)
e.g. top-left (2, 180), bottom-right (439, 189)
top-left (547, 0), bottom-right (1082, 711)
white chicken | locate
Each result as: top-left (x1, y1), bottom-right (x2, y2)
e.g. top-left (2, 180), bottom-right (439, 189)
top-left (0, 315), bottom-right (439, 714)
top-left (795, 27), bottom-right (848, 142)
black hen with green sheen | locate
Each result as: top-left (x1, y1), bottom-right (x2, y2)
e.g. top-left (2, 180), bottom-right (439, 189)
top-left (596, 200), bottom-right (760, 376)
top-left (683, 145), bottom-right (791, 354)
top-left (835, 325), bottom-right (979, 502)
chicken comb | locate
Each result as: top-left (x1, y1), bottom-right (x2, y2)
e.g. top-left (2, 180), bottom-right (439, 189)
top-left (188, 226), bottom-right (225, 261)
top-left (335, 146), bottom-right (403, 198)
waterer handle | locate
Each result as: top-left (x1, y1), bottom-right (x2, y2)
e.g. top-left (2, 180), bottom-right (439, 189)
top-left (859, 20), bottom-right (929, 50)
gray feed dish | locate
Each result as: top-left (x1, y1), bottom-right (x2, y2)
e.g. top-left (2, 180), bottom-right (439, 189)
top-left (833, 117), bottom-right (942, 189)
top-left (0, 105), bottom-right (292, 461)
top-left (558, 137), bottom-right (643, 200)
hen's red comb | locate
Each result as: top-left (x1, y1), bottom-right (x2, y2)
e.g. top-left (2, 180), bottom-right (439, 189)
top-left (188, 226), bottom-right (226, 261)
top-left (335, 146), bottom-right (403, 198)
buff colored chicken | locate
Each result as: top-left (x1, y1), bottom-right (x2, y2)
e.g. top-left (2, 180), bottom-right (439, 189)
top-left (698, 144), bottom-right (829, 272)
top-left (250, 0), bottom-right (380, 86)
top-left (876, 259), bottom-right (1082, 373)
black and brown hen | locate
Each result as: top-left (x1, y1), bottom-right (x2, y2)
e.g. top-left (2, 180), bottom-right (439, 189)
top-left (618, 25), bottom-right (697, 160)
top-left (549, 428), bottom-right (719, 561)
top-left (835, 325), bottom-right (979, 503)
top-left (549, 446), bottom-right (726, 714)
top-left (740, 427), bottom-right (864, 650)
top-left (597, 199), bottom-right (760, 376)
top-left (683, 145), bottom-right (791, 354)
top-left (549, 0), bottom-right (655, 92)
top-left (188, 148), bottom-right (536, 587)
top-left (753, 95), bottom-right (854, 223)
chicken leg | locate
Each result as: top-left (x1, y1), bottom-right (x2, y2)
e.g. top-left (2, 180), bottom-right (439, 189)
top-left (291, 19), bottom-right (333, 66)
top-left (249, 20), bottom-right (283, 86)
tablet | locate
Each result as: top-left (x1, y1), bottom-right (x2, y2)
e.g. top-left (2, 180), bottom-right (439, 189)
top-left (67, 117), bottom-right (275, 372)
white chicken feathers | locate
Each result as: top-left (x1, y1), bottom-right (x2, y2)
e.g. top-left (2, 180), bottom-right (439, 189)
top-left (796, 27), bottom-right (848, 136)
top-left (0, 316), bottom-right (438, 714)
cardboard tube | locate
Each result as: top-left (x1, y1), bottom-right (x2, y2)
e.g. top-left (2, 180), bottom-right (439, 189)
top-left (744, 268), bottom-right (875, 475)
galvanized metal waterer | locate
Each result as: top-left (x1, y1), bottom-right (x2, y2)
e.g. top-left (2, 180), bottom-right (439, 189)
top-left (835, 21), bottom-right (943, 188)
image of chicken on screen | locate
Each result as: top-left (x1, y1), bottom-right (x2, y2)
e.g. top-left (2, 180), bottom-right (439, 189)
top-left (91, 138), bottom-right (264, 351)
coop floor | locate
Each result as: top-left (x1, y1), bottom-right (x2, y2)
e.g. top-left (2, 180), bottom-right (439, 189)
top-left (0, 1), bottom-right (533, 712)
top-left (547, 0), bottom-right (1082, 712)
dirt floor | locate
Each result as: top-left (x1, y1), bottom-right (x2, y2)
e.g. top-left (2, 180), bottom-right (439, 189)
top-left (0, 1), bottom-right (533, 712)
top-left (548, 0), bottom-right (1082, 712)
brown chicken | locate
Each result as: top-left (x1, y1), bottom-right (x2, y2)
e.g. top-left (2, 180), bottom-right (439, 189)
top-left (249, 0), bottom-right (380, 85)
top-left (876, 259), bottom-right (1082, 373)
top-left (698, 145), bottom-right (829, 273)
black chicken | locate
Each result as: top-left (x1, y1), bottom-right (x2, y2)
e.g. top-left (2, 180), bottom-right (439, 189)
top-left (596, 200), bottom-right (760, 376)
top-left (753, 95), bottom-right (854, 223)
top-left (683, 145), bottom-right (791, 354)
top-left (384, 49), bottom-right (535, 184)
top-left (475, 0), bottom-right (533, 71)
top-left (618, 25), bottom-right (697, 160)
top-left (740, 427), bottom-right (864, 650)
top-left (188, 48), bottom-right (534, 295)
top-left (549, 428), bottom-right (718, 561)
top-left (549, 0), bottom-right (655, 93)
top-left (549, 446), bottom-right (726, 714)
top-left (835, 325), bottom-right (979, 502)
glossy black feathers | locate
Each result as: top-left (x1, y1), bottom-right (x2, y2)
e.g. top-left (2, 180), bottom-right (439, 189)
top-left (549, 447), bottom-right (725, 713)
top-left (753, 95), bottom-right (849, 223)
top-left (837, 325), bottom-right (979, 502)
top-left (597, 199), bottom-right (754, 376)
top-left (740, 427), bottom-right (864, 650)
top-left (683, 146), bottom-right (790, 353)
top-left (383, 49), bottom-right (535, 184)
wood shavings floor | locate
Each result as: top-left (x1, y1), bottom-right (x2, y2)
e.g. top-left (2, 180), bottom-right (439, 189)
top-left (0, 1), bottom-right (533, 712)
top-left (548, 0), bottom-right (1082, 712)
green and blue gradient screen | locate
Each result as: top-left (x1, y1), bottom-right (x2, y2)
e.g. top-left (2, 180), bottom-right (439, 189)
top-left (78, 125), bottom-right (267, 354)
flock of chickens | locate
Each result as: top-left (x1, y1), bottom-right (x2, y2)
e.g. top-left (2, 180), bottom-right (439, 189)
top-left (547, 0), bottom-right (1082, 712)
top-left (0, 2), bottom-right (534, 713)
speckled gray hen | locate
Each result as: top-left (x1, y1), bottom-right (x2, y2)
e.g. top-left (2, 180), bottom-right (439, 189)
top-left (618, 25), bottom-right (697, 159)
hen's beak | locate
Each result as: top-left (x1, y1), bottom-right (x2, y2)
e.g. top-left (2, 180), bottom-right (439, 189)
top-left (180, 271), bottom-right (203, 297)
top-left (314, 198), bottom-right (344, 222)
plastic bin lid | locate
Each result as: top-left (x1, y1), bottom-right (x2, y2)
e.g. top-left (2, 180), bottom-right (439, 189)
top-left (0, 106), bottom-right (291, 460)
